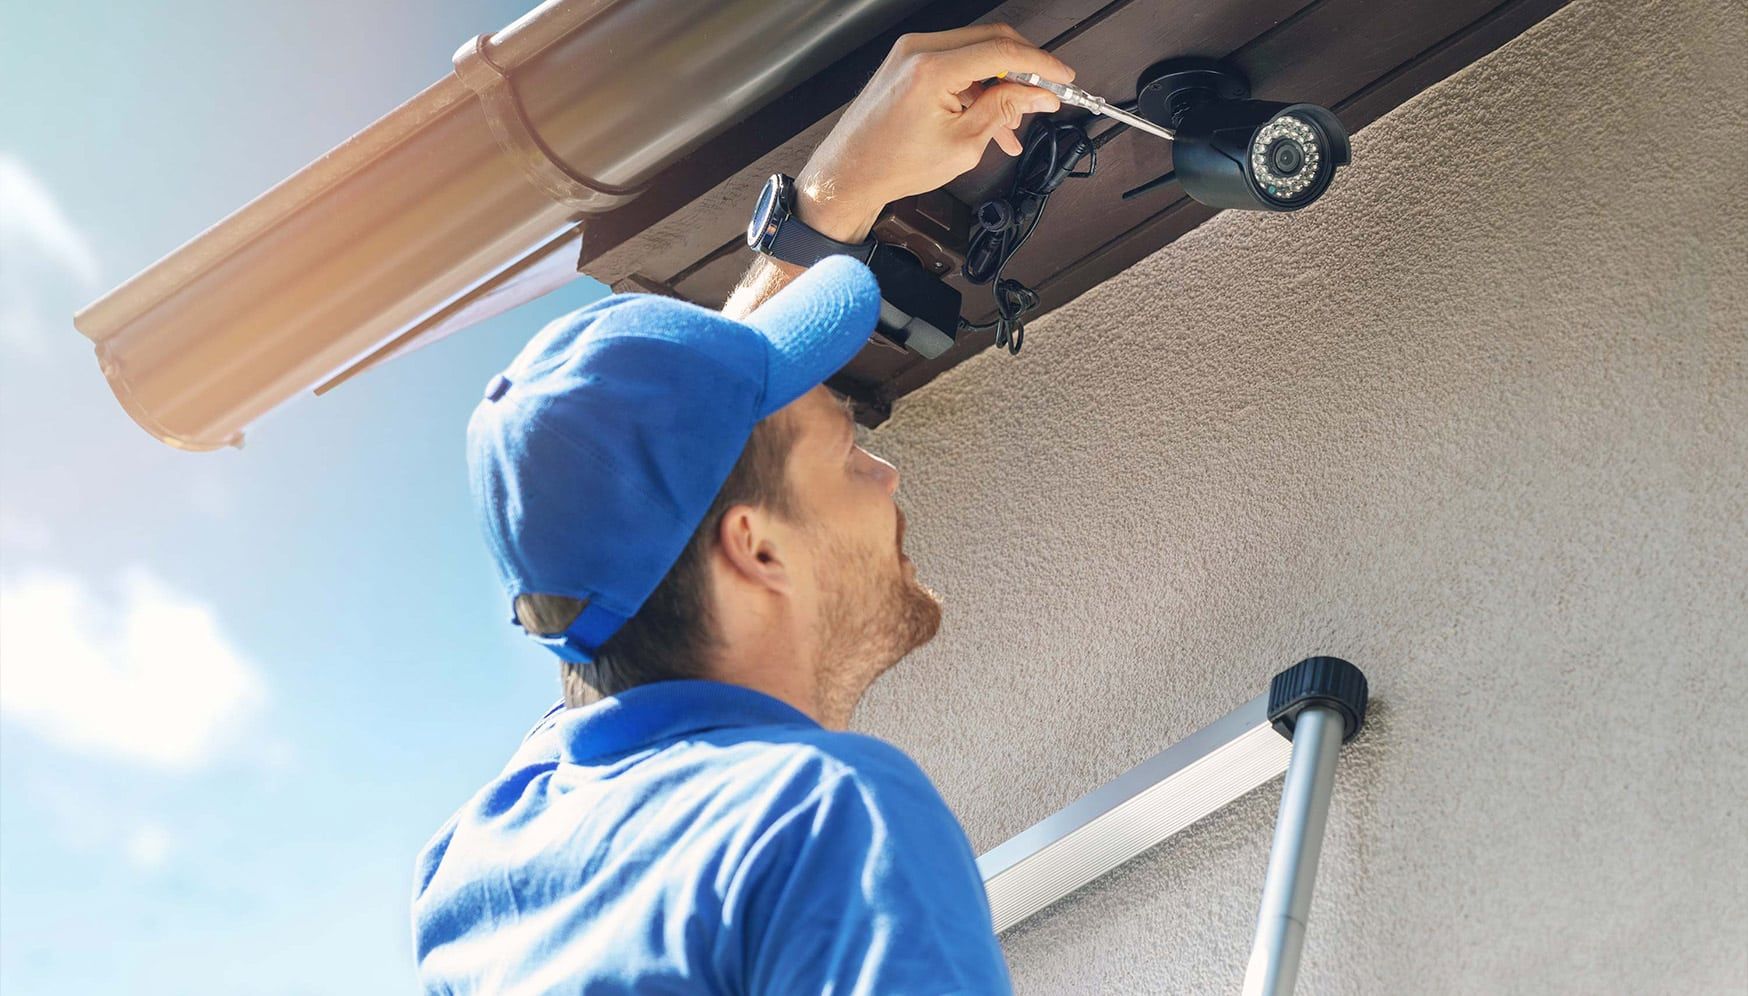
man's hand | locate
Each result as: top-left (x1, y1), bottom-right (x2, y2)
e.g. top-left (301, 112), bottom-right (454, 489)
top-left (796, 23), bottom-right (1076, 243)
top-left (724, 23), bottom-right (1074, 319)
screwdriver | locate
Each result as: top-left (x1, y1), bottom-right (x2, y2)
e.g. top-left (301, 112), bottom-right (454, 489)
top-left (999, 71), bottom-right (1176, 142)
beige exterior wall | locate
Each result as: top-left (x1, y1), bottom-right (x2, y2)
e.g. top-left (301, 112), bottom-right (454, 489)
top-left (854, 0), bottom-right (1747, 991)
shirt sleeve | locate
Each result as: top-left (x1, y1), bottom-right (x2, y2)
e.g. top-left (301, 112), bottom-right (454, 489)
top-left (726, 747), bottom-right (1014, 996)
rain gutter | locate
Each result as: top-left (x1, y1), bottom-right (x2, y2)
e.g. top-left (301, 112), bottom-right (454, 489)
top-left (74, 0), bottom-right (933, 450)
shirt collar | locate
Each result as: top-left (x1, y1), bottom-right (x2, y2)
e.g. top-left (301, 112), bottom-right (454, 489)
top-left (554, 679), bottom-right (820, 763)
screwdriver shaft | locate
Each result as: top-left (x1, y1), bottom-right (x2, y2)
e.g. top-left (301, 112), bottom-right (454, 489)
top-left (1001, 71), bottom-right (1175, 142)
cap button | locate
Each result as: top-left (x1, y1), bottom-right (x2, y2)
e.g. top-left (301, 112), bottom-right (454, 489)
top-left (484, 373), bottom-right (512, 401)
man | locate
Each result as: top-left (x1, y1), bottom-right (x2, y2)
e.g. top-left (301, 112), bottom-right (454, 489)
top-left (413, 23), bottom-right (1075, 994)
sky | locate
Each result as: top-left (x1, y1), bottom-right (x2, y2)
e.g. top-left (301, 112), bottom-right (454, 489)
top-left (0, 2), bottom-right (614, 991)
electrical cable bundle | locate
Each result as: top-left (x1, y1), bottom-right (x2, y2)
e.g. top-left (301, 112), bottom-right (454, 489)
top-left (960, 117), bottom-right (1128, 353)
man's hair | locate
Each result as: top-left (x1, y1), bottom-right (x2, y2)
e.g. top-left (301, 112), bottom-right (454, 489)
top-left (514, 412), bottom-right (803, 708)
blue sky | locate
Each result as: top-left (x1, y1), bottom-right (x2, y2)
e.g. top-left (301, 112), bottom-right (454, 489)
top-left (1, 2), bottom-right (613, 991)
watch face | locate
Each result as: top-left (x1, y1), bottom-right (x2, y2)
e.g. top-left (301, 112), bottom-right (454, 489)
top-left (748, 177), bottom-right (782, 251)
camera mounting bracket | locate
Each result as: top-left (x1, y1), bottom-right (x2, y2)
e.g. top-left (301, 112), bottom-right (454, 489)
top-left (1135, 57), bottom-right (1251, 131)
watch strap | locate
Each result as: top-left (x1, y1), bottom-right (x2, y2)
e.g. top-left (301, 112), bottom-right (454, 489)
top-left (757, 175), bottom-right (876, 266)
top-left (768, 213), bottom-right (877, 266)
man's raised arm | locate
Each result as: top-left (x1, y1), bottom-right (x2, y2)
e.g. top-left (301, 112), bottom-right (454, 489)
top-left (722, 22), bottom-right (1074, 319)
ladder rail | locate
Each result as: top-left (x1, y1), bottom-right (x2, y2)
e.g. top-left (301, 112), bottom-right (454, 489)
top-left (977, 657), bottom-right (1368, 994)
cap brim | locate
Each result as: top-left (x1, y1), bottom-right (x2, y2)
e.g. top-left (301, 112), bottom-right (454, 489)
top-left (742, 254), bottom-right (882, 418)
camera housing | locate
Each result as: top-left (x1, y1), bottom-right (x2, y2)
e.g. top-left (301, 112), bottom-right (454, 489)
top-left (1136, 58), bottom-right (1351, 212)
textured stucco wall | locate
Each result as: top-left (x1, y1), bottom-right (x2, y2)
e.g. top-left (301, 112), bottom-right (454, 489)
top-left (852, 0), bottom-right (1748, 991)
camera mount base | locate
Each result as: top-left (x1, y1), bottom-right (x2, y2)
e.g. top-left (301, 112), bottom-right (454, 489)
top-left (1135, 57), bottom-right (1251, 131)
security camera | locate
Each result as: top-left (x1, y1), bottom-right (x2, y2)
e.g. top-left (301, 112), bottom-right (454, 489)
top-left (1135, 58), bottom-right (1351, 212)
top-left (1172, 100), bottom-right (1350, 211)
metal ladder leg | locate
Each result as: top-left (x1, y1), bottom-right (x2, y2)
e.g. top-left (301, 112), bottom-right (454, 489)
top-left (1242, 703), bottom-right (1347, 995)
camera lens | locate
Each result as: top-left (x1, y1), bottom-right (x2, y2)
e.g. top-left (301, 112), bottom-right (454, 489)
top-left (1268, 139), bottom-right (1305, 176)
top-left (1249, 113), bottom-right (1323, 201)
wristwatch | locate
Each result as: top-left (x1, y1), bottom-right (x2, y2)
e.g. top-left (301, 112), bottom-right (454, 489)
top-left (746, 174), bottom-right (878, 266)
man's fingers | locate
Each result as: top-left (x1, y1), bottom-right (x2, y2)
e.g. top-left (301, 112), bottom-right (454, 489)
top-left (895, 21), bottom-right (1026, 55)
top-left (953, 80), bottom-right (988, 109)
top-left (925, 36), bottom-right (1075, 91)
top-left (959, 80), bottom-right (1058, 142)
top-left (963, 81), bottom-right (1048, 158)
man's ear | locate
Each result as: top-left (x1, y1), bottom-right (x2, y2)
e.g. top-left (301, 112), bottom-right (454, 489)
top-left (715, 503), bottom-right (795, 595)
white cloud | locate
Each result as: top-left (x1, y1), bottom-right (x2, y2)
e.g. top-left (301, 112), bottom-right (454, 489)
top-left (0, 154), bottom-right (100, 358)
top-left (0, 564), bottom-right (267, 769)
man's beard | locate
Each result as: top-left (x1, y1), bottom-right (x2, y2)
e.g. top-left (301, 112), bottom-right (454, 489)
top-left (809, 525), bottom-right (942, 723)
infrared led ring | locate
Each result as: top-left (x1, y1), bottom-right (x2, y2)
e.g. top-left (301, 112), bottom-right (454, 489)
top-left (1249, 114), bottom-right (1324, 201)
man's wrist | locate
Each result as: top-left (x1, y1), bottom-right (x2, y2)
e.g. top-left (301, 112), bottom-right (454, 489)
top-left (792, 169), bottom-right (884, 246)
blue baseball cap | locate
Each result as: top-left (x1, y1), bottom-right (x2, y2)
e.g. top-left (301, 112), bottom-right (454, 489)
top-left (467, 255), bottom-right (881, 663)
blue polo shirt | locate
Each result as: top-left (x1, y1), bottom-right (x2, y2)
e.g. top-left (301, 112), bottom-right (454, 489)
top-left (411, 679), bottom-right (1013, 994)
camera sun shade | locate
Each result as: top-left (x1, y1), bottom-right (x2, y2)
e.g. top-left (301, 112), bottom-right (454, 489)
top-left (1135, 58), bottom-right (1352, 213)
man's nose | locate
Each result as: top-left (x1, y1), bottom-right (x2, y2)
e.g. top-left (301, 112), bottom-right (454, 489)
top-left (870, 452), bottom-right (901, 496)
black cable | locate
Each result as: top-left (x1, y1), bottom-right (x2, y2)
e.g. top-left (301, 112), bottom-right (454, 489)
top-left (959, 119), bottom-right (1103, 354)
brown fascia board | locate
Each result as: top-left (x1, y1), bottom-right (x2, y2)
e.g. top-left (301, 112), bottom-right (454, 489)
top-left (72, 0), bottom-right (970, 451)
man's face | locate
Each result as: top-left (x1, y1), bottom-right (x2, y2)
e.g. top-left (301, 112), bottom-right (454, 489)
top-left (779, 385), bottom-right (942, 690)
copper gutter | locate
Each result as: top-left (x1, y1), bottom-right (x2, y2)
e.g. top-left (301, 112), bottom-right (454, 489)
top-left (75, 0), bottom-right (929, 449)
